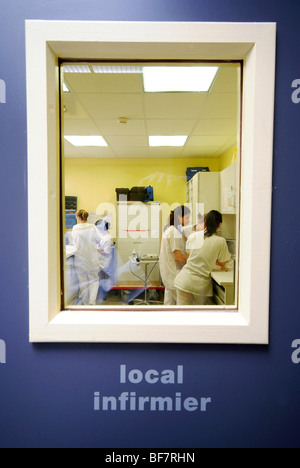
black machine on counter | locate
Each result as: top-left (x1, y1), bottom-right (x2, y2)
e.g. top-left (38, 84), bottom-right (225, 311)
top-left (116, 186), bottom-right (154, 202)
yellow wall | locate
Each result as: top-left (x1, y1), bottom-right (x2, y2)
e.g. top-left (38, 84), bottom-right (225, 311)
top-left (219, 146), bottom-right (237, 171)
top-left (64, 157), bottom-right (220, 213)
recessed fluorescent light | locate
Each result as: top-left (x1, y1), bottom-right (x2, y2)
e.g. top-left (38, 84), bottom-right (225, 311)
top-left (64, 135), bottom-right (108, 147)
top-left (143, 66), bottom-right (219, 92)
top-left (92, 65), bottom-right (143, 74)
top-left (63, 83), bottom-right (71, 93)
top-left (64, 65), bottom-right (91, 73)
top-left (149, 136), bottom-right (188, 147)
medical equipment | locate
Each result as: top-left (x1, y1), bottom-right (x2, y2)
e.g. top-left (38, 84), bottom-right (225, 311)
top-left (140, 254), bottom-right (159, 261)
top-left (130, 186), bottom-right (154, 202)
top-left (65, 213), bottom-right (77, 229)
top-left (186, 167), bottom-right (210, 181)
top-left (129, 256), bottom-right (162, 305)
top-left (65, 196), bottom-right (78, 229)
top-left (115, 186), bottom-right (154, 202)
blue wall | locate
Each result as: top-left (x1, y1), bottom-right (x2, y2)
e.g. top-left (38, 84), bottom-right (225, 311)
top-left (0, 0), bottom-right (300, 448)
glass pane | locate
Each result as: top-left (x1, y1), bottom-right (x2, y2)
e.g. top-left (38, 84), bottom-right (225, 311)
top-left (61, 61), bottom-right (241, 309)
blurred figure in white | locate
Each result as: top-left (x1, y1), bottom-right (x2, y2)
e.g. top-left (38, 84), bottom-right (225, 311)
top-left (72, 210), bottom-right (100, 305)
top-left (182, 212), bottom-right (205, 242)
top-left (95, 218), bottom-right (115, 301)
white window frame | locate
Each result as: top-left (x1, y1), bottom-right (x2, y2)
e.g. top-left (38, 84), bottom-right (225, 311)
top-left (26, 20), bottom-right (276, 343)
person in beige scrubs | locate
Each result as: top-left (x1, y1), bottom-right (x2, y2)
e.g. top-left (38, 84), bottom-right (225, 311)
top-left (175, 210), bottom-right (231, 306)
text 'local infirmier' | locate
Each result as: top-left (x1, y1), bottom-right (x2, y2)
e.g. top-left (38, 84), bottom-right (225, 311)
top-left (94, 365), bottom-right (212, 413)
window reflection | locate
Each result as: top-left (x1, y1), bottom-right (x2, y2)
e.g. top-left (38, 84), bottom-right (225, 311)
top-left (62, 62), bottom-right (241, 308)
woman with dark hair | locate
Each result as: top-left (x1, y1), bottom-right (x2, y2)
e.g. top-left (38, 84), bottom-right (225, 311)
top-left (159, 205), bottom-right (191, 305)
top-left (174, 210), bottom-right (231, 306)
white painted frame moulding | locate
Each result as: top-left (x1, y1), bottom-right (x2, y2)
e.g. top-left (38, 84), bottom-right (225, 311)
top-left (26, 21), bottom-right (276, 343)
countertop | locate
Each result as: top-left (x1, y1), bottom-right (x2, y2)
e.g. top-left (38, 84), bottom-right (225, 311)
top-left (211, 270), bottom-right (234, 286)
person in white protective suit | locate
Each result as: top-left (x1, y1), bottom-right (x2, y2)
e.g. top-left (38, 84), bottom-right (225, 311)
top-left (95, 218), bottom-right (114, 272)
top-left (72, 210), bottom-right (101, 305)
top-left (95, 218), bottom-right (115, 300)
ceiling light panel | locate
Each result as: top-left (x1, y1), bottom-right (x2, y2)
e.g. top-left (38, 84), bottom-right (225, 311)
top-left (92, 65), bottom-right (143, 74)
top-left (64, 135), bottom-right (108, 147)
top-left (143, 66), bottom-right (219, 92)
top-left (64, 65), bottom-right (91, 73)
top-left (63, 83), bottom-right (71, 92)
top-left (149, 136), bottom-right (188, 147)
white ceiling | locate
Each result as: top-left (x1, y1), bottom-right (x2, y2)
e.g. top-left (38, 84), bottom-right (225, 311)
top-left (63, 63), bottom-right (240, 159)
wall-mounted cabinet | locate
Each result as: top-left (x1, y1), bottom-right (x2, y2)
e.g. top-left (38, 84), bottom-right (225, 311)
top-left (186, 164), bottom-right (238, 220)
top-left (186, 172), bottom-right (220, 223)
top-left (220, 163), bottom-right (237, 214)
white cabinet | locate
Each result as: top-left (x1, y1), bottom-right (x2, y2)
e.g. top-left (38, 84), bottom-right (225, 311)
top-left (186, 172), bottom-right (220, 224)
top-left (186, 165), bottom-right (238, 219)
top-left (116, 202), bottom-right (162, 284)
top-left (212, 271), bottom-right (234, 306)
top-left (220, 163), bottom-right (237, 214)
top-left (65, 253), bottom-right (79, 305)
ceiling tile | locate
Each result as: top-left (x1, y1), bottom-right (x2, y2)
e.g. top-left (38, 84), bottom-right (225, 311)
top-left (106, 135), bottom-right (148, 147)
top-left (147, 119), bottom-right (196, 135)
top-left (77, 93), bottom-right (144, 119)
top-left (64, 143), bottom-right (82, 157)
top-left (95, 119), bottom-right (146, 136)
top-left (144, 93), bottom-right (208, 119)
top-left (187, 135), bottom-right (230, 147)
top-left (62, 93), bottom-right (89, 119)
top-left (148, 147), bottom-right (184, 158)
top-left (213, 135), bottom-right (238, 157)
top-left (211, 66), bottom-right (240, 93)
top-left (75, 146), bottom-right (115, 158)
top-left (192, 118), bottom-right (238, 136)
top-left (181, 146), bottom-right (220, 157)
top-left (201, 93), bottom-right (238, 119)
top-left (64, 73), bottom-right (143, 94)
top-left (113, 147), bottom-right (149, 158)
top-left (64, 118), bottom-right (100, 134)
